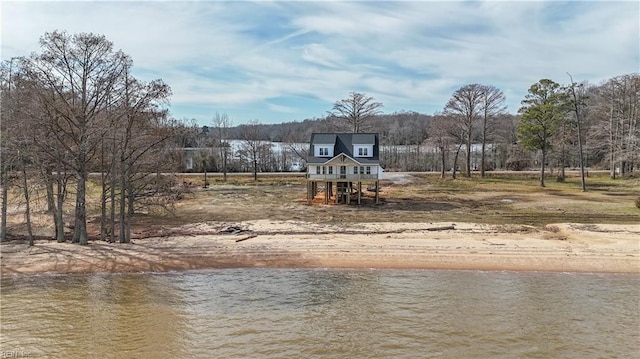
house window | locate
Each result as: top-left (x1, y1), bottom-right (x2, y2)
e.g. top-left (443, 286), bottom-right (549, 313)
top-left (360, 166), bottom-right (364, 174)
top-left (358, 147), bottom-right (368, 156)
top-left (353, 167), bottom-right (358, 174)
top-left (328, 166), bottom-right (333, 174)
top-left (322, 166), bottom-right (326, 174)
top-left (316, 166), bottom-right (320, 174)
top-left (366, 166), bottom-right (371, 175)
top-left (319, 147), bottom-right (329, 156)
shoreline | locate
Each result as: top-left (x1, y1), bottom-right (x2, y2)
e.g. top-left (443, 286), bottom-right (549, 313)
top-left (1, 221), bottom-right (639, 276)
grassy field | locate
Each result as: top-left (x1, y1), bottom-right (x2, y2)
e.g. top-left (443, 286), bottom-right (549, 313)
top-left (3, 171), bottom-right (639, 238)
top-left (167, 171), bottom-right (639, 227)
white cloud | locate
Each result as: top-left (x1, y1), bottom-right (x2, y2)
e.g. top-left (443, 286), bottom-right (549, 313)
top-left (301, 43), bottom-right (343, 68)
top-left (1, 1), bottom-right (638, 124)
top-left (267, 103), bottom-right (297, 114)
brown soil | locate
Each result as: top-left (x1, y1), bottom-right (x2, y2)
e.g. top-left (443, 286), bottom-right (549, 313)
top-left (1, 172), bottom-right (639, 275)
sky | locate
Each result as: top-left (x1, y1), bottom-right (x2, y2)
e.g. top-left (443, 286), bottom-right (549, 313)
top-left (2, 1), bottom-right (638, 126)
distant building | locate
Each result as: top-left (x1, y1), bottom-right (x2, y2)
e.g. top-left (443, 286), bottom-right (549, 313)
top-left (306, 133), bottom-right (383, 205)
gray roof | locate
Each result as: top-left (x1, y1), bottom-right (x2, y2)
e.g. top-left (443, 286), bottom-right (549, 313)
top-left (311, 134), bottom-right (336, 144)
top-left (351, 134), bottom-right (375, 145)
top-left (307, 133), bottom-right (380, 164)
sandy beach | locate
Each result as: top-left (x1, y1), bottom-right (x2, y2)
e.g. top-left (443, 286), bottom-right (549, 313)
top-left (1, 220), bottom-right (638, 275)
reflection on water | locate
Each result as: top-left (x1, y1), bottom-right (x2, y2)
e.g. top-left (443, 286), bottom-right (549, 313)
top-left (1, 269), bottom-right (639, 358)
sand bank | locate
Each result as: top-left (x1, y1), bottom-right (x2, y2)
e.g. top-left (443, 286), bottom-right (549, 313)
top-left (1, 221), bottom-right (639, 275)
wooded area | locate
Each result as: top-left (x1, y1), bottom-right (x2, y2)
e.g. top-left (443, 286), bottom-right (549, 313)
top-left (1, 31), bottom-right (187, 245)
top-left (183, 74), bottom-right (639, 184)
top-left (1, 30), bottom-right (639, 245)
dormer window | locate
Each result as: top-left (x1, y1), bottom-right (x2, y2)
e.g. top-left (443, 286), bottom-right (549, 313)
top-left (319, 147), bottom-right (329, 156)
top-left (353, 144), bottom-right (372, 157)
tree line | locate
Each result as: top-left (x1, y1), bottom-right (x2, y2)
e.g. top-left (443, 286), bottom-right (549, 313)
top-left (515, 75), bottom-right (639, 187)
top-left (181, 75), bottom-right (638, 186)
top-left (1, 31), bottom-right (189, 245)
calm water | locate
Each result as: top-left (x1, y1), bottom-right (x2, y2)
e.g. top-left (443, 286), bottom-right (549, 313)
top-left (1, 269), bottom-right (638, 358)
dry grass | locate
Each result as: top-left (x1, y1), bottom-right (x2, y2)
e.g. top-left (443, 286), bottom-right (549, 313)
top-left (167, 171), bottom-right (639, 227)
top-left (3, 171), bottom-right (639, 239)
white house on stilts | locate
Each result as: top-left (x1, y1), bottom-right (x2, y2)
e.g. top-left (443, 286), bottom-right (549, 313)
top-left (306, 133), bottom-right (383, 205)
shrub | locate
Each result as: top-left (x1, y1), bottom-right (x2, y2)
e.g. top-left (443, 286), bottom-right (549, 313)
top-left (506, 158), bottom-right (529, 171)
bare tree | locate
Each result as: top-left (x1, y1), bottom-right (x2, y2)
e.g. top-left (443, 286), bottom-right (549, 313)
top-left (116, 69), bottom-right (172, 244)
top-left (566, 73), bottom-right (588, 191)
top-left (448, 120), bottom-right (466, 180)
top-left (591, 74), bottom-right (639, 178)
top-left (0, 59), bottom-right (20, 242)
top-left (239, 120), bottom-right (264, 180)
top-left (279, 122), bottom-right (309, 170)
top-left (23, 31), bottom-right (128, 245)
top-left (479, 85), bottom-right (507, 177)
top-left (1, 58), bottom-right (48, 245)
top-left (328, 92), bottom-right (383, 133)
top-left (551, 111), bottom-right (573, 182)
top-left (428, 113), bottom-right (455, 178)
top-left (212, 113), bottom-right (232, 181)
top-left (12, 30), bottom-right (175, 245)
top-left (444, 84), bottom-right (484, 177)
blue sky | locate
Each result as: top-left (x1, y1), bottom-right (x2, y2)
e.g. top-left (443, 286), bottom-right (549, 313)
top-left (2, 1), bottom-right (638, 126)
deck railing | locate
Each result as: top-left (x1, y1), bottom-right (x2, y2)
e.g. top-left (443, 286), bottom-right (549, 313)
top-left (307, 174), bottom-right (378, 181)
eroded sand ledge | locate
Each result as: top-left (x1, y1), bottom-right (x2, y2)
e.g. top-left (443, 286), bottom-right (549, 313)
top-left (1, 221), bottom-right (639, 275)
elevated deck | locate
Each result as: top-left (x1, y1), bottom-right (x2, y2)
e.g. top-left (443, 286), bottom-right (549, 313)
top-left (306, 179), bottom-right (380, 205)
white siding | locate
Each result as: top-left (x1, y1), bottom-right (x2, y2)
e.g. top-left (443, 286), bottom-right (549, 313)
top-left (314, 144), bottom-right (335, 157)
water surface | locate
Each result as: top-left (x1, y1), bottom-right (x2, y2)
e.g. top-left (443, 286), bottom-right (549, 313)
top-left (1, 269), bottom-right (638, 358)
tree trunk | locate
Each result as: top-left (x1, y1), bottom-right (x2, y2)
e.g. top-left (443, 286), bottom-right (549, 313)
top-left (54, 153), bottom-right (66, 242)
top-left (540, 148), bottom-right (546, 187)
top-left (465, 133), bottom-right (472, 177)
top-left (74, 168), bottom-right (89, 245)
top-left (481, 113), bottom-right (488, 178)
top-left (109, 168), bottom-right (116, 243)
top-left (452, 145), bottom-right (462, 180)
top-left (126, 192), bottom-right (134, 243)
top-left (100, 146), bottom-right (108, 241)
top-left (42, 165), bottom-right (60, 241)
top-left (253, 158), bottom-right (258, 181)
top-left (480, 141), bottom-right (486, 178)
top-left (440, 147), bottom-right (446, 179)
top-left (568, 77), bottom-right (587, 191)
top-left (45, 167), bottom-right (55, 213)
top-left (576, 116), bottom-right (586, 191)
top-left (203, 159), bottom-right (208, 188)
top-left (46, 172), bottom-right (61, 239)
top-left (119, 166), bottom-right (127, 243)
top-left (1, 161), bottom-right (8, 242)
top-left (609, 101), bottom-right (617, 179)
top-left (21, 158), bottom-right (34, 246)
top-left (110, 137), bottom-right (117, 243)
top-left (560, 138), bottom-right (566, 182)
top-left (55, 173), bottom-right (65, 243)
top-left (222, 148), bottom-right (228, 182)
